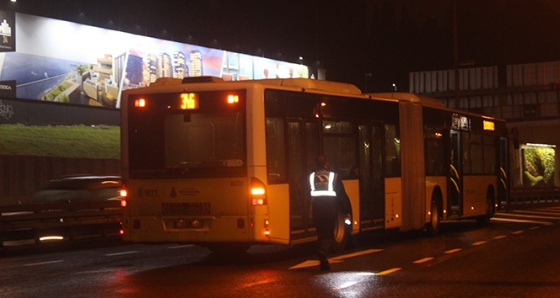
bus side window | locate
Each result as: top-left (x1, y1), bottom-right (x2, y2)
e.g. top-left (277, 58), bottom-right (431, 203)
top-left (266, 117), bottom-right (286, 183)
top-left (483, 135), bottom-right (496, 175)
top-left (385, 124), bottom-right (401, 177)
top-left (323, 121), bottom-right (356, 176)
top-left (462, 132), bottom-right (472, 174)
top-left (425, 127), bottom-right (446, 176)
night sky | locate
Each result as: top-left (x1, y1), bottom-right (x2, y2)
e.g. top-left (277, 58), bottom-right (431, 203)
top-left (3, 0), bottom-right (559, 92)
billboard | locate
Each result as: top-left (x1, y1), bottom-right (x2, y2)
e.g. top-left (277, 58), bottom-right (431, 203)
top-left (521, 144), bottom-right (556, 187)
top-left (0, 12), bottom-right (309, 109)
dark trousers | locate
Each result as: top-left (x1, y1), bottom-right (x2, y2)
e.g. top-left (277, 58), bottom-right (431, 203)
top-left (315, 214), bottom-right (336, 255)
top-left (312, 197), bottom-right (337, 256)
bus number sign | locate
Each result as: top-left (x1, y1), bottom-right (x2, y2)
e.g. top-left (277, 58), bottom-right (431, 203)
top-left (483, 120), bottom-right (495, 131)
top-left (180, 93), bottom-right (199, 110)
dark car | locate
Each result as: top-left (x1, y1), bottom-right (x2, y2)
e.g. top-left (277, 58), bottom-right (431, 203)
top-left (31, 175), bottom-right (122, 241)
top-left (1, 176), bottom-right (123, 246)
top-left (31, 175), bottom-right (122, 204)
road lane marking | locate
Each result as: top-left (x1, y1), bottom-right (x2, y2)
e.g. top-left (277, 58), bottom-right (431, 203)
top-left (289, 249), bottom-right (383, 270)
top-left (167, 244), bottom-right (194, 249)
top-left (105, 251), bottom-right (139, 257)
top-left (24, 260), bottom-right (63, 267)
top-left (413, 257), bottom-right (434, 264)
top-left (493, 235), bottom-right (507, 240)
top-left (376, 268), bottom-right (401, 275)
top-left (491, 217), bottom-right (553, 225)
top-left (289, 260), bottom-right (320, 269)
top-left (511, 230), bottom-right (524, 235)
top-left (510, 210), bottom-right (560, 217)
top-left (471, 241), bottom-right (487, 246)
top-left (444, 248), bottom-right (462, 254)
top-left (330, 249), bottom-right (384, 261)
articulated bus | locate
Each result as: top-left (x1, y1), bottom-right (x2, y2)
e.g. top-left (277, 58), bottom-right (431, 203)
top-left (120, 77), bottom-right (509, 252)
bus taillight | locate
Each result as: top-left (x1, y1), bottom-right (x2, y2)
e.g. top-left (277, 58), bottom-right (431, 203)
top-left (227, 94), bottom-right (239, 104)
top-left (120, 184), bottom-right (128, 207)
top-left (250, 178), bottom-right (267, 206)
top-left (264, 219), bottom-right (270, 237)
top-left (120, 219), bottom-right (128, 237)
top-left (134, 98), bottom-right (146, 108)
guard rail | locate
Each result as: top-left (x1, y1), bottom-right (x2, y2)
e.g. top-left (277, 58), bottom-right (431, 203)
top-left (507, 187), bottom-right (560, 208)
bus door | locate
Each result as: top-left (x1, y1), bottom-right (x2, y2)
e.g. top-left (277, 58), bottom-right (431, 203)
top-left (358, 123), bottom-right (385, 229)
top-left (448, 130), bottom-right (463, 217)
top-left (286, 120), bottom-right (321, 234)
top-left (498, 136), bottom-right (509, 209)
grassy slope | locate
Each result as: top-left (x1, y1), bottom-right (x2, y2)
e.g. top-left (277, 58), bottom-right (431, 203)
top-left (0, 124), bottom-right (120, 159)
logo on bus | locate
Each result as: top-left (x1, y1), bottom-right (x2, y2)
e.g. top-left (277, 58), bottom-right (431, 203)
top-left (138, 187), bottom-right (158, 197)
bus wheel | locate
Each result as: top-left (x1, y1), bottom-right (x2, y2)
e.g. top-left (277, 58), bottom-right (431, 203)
top-left (477, 198), bottom-right (494, 225)
top-left (427, 200), bottom-right (441, 235)
top-left (332, 210), bottom-right (350, 253)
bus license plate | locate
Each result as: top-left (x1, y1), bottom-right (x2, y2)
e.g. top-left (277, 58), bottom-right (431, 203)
top-left (162, 202), bottom-right (211, 216)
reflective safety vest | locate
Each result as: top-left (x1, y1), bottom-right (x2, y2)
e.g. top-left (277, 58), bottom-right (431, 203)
top-left (309, 170), bottom-right (337, 197)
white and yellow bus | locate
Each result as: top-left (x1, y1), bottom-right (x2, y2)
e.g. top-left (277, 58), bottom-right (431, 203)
top-left (120, 77), bottom-right (509, 252)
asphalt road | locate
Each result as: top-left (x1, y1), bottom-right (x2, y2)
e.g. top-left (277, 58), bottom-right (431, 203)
top-left (2, 206), bottom-right (560, 297)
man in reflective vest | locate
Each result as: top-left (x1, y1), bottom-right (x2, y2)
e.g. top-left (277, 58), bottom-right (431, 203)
top-left (309, 156), bottom-right (351, 270)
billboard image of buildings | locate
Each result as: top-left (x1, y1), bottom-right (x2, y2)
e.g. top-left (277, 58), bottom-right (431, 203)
top-left (0, 12), bottom-right (309, 109)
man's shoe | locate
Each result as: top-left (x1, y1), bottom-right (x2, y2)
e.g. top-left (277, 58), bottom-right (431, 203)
top-left (319, 254), bottom-right (330, 271)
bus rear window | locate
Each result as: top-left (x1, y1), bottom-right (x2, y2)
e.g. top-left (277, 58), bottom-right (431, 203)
top-left (128, 91), bottom-right (246, 178)
top-left (164, 113), bottom-right (244, 169)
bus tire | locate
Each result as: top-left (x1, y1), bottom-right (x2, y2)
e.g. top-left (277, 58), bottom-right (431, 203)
top-left (477, 191), bottom-right (495, 225)
top-left (332, 210), bottom-right (350, 253)
top-left (476, 187), bottom-right (496, 225)
top-left (427, 199), bottom-right (442, 235)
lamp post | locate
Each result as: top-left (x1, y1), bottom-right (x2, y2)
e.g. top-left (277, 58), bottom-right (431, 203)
top-left (364, 73), bottom-right (372, 93)
top-left (453, 0), bottom-right (459, 102)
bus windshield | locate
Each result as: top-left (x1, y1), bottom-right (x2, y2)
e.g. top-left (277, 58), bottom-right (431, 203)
top-left (127, 90), bottom-right (246, 178)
